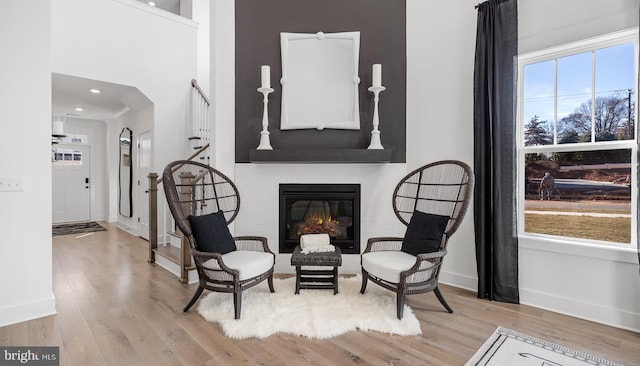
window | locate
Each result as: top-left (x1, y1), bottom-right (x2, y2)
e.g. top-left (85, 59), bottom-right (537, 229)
top-left (517, 29), bottom-right (637, 246)
top-left (52, 148), bottom-right (83, 165)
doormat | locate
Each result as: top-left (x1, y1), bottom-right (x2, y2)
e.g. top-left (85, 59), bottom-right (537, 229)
top-left (52, 222), bottom-right (106, 236)
top-left (465, 326), bottom-right (622, 366)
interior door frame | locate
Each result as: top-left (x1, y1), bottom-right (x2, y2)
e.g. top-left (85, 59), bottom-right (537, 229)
top-left (137, 131), bottom-right (152, 239)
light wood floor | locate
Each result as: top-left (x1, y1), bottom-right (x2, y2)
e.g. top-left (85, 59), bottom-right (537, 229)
top-left (1, 223), bottom-right (638, 365)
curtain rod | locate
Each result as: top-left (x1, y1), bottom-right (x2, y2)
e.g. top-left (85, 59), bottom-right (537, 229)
top-left (475, 0), bottom-right (510, 9)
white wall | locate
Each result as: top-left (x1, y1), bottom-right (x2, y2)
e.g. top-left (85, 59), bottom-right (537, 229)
top-left (183, 0), bottom-right (211, 96)
top-left (234, 165), bottom-right (408, 273)
top-left (406, 0), bottom-right (478, 289)
top-left (56, 99), bottom-right (160, 233)
top-left (518, 0), bottom-right (640, 332)
top-left (109, 103), bottom-right (154, 232)
top-left (519, 0), bottom-right (639, 54)
top-left (212, 0), bottom-right (640, 331)
top-left (51, 0), bottom-right (198, 174)
top-left (52, 0), bottom-right (198, 238)
top-left (107, 120), bottom-right (120, 223)
top-left (0, 0), bottom-right (56, 326)
top-left (210, 0), bottom-right (235, 176)
top-left (0, 0), bottom-right (199, 327)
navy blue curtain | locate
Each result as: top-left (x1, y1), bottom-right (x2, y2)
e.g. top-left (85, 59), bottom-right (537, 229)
top-left (473, 0), bottom-right (520, 303)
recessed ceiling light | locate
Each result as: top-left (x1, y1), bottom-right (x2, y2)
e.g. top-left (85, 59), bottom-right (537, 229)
top-left (74, 107), bottom-right (84, 111)
top-left (148, 2), bottom-right (156, 6)
top-left (90, 88), bottom-right (101, 94)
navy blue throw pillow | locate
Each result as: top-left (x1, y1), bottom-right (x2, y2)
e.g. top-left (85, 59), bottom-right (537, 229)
top-left (188, 210), bottom-right (236, 254)
top-left (400, 211), bottom-right (450, 256)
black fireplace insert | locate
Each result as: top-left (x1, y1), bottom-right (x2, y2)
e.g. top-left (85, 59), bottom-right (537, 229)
top-left (279, 184), bottom-right (361, 254)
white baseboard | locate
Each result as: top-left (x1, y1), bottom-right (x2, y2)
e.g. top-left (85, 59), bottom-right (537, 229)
top-left (438, 272), bottom-right (640, 333)
top-left (520, 288), bottom-right (640, 333)
top-left (273, 257), bottom-right (640, 333)
top-left (0, 293), bottom-right (57, 327)
top-left (116, 221), bottom-right (137, 235)
top-left (439, 270), bottom-right (478, 292)
top-left (154, 255), bottom-right (198, 284)
top-left (92, 214), bottom-right (109, 223)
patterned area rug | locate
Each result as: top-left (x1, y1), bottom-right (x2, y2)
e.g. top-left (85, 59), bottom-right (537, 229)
top-left (52, 222), bottom-right (106, 236)
top-left (466, 326), bottom-right (622, 366)
top-left (197, 275), bottom-right (421, 339)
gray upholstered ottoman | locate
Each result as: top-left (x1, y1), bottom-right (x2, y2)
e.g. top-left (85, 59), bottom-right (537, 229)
top-left (290, 245), bottom-right (342, 294)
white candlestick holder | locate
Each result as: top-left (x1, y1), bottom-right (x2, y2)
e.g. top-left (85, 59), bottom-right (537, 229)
top-left (367, 85), bottom-right (386, 150)
top-left (256, 87), bottom-right (274, 150)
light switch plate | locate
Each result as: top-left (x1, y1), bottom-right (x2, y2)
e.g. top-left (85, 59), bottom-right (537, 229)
top-left (0, 177), bottom-right (24, 192)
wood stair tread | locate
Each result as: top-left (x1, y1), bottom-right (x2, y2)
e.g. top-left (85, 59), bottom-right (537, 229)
top-left (153, 245), bottom-right (181, 264)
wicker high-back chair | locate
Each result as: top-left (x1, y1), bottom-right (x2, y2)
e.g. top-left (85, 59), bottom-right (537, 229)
top-left (360, 160), bottom-right (473, 319)
top-left (162, 160), bottom-right (274, 319)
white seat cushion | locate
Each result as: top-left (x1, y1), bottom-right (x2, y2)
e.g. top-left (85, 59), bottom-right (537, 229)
top-left (362, 251), bottom-right (417, 284)
top-left (203, 250), bottom-right (273, 281)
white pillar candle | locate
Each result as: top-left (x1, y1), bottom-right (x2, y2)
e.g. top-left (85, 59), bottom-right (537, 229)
top-left (261, 65), bottom-right (271, 88)
top-left (372, 64), bottom-right (382, 87)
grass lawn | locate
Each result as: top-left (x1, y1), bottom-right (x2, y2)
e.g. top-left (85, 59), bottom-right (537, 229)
top-left (524, 214), bottom-right (631, 243)
top-left (525, 207), bottom-right (630, 215)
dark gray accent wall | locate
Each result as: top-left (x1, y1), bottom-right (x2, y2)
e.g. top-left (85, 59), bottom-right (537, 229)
top-left (235, 0), bottom-right (406, 163)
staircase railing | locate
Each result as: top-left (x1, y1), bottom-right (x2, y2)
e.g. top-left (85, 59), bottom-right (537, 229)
top-left (148, 144), bottom-right (210, 283)
top-left (147, 78), bottom-right (211, 283)
top-left (190, 79), bottom-right (211, 164)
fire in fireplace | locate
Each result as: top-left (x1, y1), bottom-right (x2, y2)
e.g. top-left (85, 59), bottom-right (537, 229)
top-left (279, 184), bottom-right (361, 254)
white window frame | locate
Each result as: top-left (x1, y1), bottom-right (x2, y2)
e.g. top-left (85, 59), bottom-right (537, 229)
top-left (516, 28), bottom-right (639, 258)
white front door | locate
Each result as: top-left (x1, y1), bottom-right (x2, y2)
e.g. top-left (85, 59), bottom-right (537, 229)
top-left (52, 145), bottom-right (91, 223)
top-left (137, 132), bottom-right (151, 239)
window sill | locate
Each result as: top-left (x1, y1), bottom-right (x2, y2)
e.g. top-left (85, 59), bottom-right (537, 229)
top-left (519, 234), bottom-right (638, 264)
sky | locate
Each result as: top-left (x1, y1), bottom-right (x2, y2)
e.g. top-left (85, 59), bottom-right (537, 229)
top-left (523, 42), bottom-right (636, 136)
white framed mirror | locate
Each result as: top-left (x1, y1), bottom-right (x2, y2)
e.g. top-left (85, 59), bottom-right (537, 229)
top-left (280, 31), bottom-right (361, 130)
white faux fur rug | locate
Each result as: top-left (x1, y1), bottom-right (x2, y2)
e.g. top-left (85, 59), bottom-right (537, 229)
top-left (197, 275), bottom-right (422, 339)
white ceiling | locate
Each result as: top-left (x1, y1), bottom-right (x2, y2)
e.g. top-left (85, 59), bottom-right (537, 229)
top-left (135, 0), bottom-right (180, 15)
top-left (51, 0), bottom-right (180, 122)
top-left (52, 73), bottom-right (139, 121)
